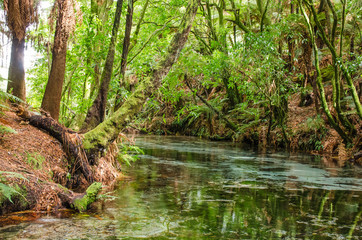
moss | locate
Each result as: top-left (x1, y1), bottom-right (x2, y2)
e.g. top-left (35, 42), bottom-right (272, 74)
top-left (83, 77), bottom-right (153, 152)
top-left (320, 65), bottom-right (335, 82)
top-left (71, 182), bottom-right (102, 212)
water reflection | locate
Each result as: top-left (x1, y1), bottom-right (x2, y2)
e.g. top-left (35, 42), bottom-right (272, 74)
top-left (0, 135), bottom-right (361, 239)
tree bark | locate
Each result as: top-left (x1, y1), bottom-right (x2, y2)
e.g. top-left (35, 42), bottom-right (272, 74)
top-left (81, 0), bottom-right (124, 131)
top-left (7, 36), bottom-right (26, 101)
top-left (41, 0), bottom-right (74, 121)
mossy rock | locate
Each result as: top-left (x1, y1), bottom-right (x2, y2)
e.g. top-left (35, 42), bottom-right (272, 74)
top-left (71, 182), bottom-right (102, 212)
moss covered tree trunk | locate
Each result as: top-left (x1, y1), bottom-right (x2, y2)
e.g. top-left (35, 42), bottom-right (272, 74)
top-left (82, 0), bottom-right (200, 162)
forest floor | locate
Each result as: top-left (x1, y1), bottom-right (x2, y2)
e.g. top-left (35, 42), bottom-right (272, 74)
top-left (0, 110), bottom-right (69, 218)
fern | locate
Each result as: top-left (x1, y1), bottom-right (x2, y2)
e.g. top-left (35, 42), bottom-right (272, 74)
top-left (0, 124), bottom-right (17, 135)
top-left (0, 171), bottom-right (28, 204)
top-left (117, 144), bottom-right (144, 166)
top-left (0, 171), bottom-right (29, 182)
top-left (0, 87), bottom-right (24, 113)
top-left (0, 183), bottom-right (21, 203)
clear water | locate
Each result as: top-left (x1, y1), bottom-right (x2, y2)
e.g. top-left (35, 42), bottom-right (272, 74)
top-left (0, 135), bottom-right (361, 239)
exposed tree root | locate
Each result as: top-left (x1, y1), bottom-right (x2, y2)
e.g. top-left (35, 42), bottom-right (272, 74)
top-left (16, 106), bottom-right (94, 185)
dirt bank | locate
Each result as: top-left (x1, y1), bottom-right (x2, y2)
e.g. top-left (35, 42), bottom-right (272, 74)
top-left (0, 109), bottom-right (121, 216)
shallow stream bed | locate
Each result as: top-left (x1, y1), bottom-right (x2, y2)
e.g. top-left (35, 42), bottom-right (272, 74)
top-left (0, 135), bottom-right (361, 239)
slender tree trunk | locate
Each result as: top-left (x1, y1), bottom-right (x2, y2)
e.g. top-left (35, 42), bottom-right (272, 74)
top-left (287, 2), bottom-right (295, 71)
top-left (7, 36), bottom-right (26, 101)
top-left (349, 36), bottom-right (355, 60)
top-left (114, 0), bottom-right (134, 110)
top-left (301, 33), bottom-right (320, 114)
top-left (87, 0), bottom-right (113, 101)
top-left (81, 0), bottom-right (124, 131)
top-left (41, 0), bottom-right (74, 120)
top-left (82, 0), bottom-right (200, 163)
top-left (310, 0), bottom-right (362, 119)
top-left (120, 0), bottom-right (133, 80)
top-left (4, 0), bottom-right (38, 102)
top-left (260, 0), bottom-right (271, 32)
top-left (300, 1), bottom-right (351, 144)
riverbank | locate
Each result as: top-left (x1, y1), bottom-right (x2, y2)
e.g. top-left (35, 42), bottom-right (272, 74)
top-left (0, 92), bottom-right (360, 216)
top-left (2, 135), bottom-right (361, 239)
top-left (133, 92), bottom-right (361, 164)
top-left (0, 109), bottom-right (120, 216)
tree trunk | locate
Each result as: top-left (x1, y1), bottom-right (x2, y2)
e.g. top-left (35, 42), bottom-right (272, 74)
top-left (287, 2), bottom-right (295, 71)
top-left (120, 0), bottom-right (133, 80)
top-left (301, 33), bottom-right (319, 114)
top-left (82, 0), bottom-right (200, 163)
top-left (41, 0), bottom-right (74, 121)
top-left (4, 0), bottom-right (38, 102)
top-left (7, 36), bottom-right (26, 101)
top-left (16, 106), bottom-right (94, 185)
top-left (114, 0), bottom-right (134, 110)
top-left (81, 0), bottom-right (124, 131)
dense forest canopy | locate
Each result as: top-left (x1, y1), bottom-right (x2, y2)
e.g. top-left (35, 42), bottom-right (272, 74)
top-left (0, 0), bottom-right (361, 185)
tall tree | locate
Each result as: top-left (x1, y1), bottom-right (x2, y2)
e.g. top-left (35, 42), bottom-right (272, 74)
top-left (82, 0), bottom-right (200, 164)
top-left (81, 0), bottom-right (124, 131)
top-left (41, 0), bottom-right (77, 120)
top-left (4, 0), bottom-right (38, 101)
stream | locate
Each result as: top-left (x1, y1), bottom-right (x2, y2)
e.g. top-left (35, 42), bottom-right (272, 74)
top-left (0, 135), bottom-right (361, 239)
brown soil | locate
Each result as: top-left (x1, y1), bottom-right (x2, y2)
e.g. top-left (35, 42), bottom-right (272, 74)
top-left (0, 110), bottom-right (69, 214)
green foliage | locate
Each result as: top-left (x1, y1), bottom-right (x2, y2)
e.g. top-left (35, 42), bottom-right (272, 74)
top-left (25, 152), bottom-right (45, 170)
top-left (0, 171), bottom-right (28, 205)
top-left (299, 115), bottom-right (328, 151)
top-left (0, 124), bottom-right (17, 137)
top-left (0, 86), bottom-right (23, 111)
top-left (117, 143), bottom-right (144, 166)
top-left (302, 115), bottom-right (326, 133)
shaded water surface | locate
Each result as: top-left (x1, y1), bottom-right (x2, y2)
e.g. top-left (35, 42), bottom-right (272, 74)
top-left (0, 135), bottom-right (361, 239)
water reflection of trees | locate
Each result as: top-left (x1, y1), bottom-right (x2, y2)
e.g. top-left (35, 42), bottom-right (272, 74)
top-left (122, 142), bottom-right (361, 239)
